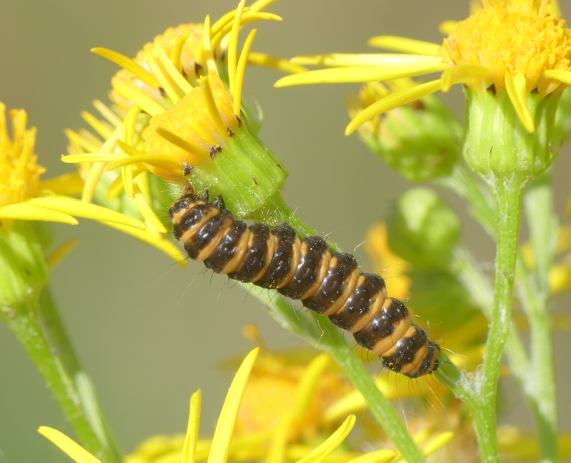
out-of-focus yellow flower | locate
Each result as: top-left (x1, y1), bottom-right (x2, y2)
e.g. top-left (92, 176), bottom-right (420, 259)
top-left (39, 349), bottom-right (358, 463)
top-left (366, 223), bottom-right (410, 299)
top-left (276, 0), bottom-right (571, 135)
top-left (498, 425), bottom-right (571, 461)
top-left (0, 102), bottom-right (145, 230)
top-left (366, 221), bottom-right (487, 361)
top-left (522, 225), bottom-right (571, 295)
top-left (40, 345), bottom-right (454, 463)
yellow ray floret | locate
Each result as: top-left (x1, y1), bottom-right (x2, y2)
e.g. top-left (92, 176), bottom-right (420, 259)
top-left (277, 0), bottom-right (571, 134)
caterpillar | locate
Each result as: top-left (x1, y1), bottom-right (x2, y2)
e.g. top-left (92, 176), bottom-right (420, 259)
top-left (170, 193), bottom-right (440, 378)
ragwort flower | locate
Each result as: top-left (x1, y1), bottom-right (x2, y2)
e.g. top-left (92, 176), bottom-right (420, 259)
top-left (276, 0), bottom-right (571, 179)
top-left (277, 0), bottom-right (571, 134)
top-left (64, 0), bottom-right (291, 223)
top-left (39, 349), bottom-right (359, 463)
top-left (0, 102), bottom-right (144, 228)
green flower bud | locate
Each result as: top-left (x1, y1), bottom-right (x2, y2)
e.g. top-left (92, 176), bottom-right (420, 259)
top-left (463, 88), bottom-right (561, 183)
top-left (554, 86), bottom-right (571, 147)
top-left (0, 222), bottom-right (47, 317)
top-left (350, 84), bottom-right (462, 181)
top-left (387, 187), bottom-right (460, 268)
top-left (409, 268), bottom-right (481, 331)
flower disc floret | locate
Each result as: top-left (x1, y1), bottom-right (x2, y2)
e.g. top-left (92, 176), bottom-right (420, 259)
top-left (443, 0), bottom-right (571, 94)
top-left (0, 104), bottom-right (44, 206)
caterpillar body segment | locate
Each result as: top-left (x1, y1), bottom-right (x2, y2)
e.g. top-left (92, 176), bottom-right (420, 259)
top-left (170, 194), bottom-right (440, 378)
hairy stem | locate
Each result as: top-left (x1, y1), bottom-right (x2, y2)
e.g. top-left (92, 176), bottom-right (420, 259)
top-left (3, 309), bottom-right (120, 462)
top-left (521, 176), bottom-right (559, 462)
top-left (477, 175), bottom-right (524, 462)
top-left (39, 288), bottom-right (123, 463)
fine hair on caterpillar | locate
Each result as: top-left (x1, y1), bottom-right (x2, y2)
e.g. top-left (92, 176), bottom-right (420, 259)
top-left (170, 191), bottom-right (440, 378)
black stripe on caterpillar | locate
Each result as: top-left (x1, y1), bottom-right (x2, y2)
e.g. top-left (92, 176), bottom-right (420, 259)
top-left (170, 193), bottom-right (440, 378)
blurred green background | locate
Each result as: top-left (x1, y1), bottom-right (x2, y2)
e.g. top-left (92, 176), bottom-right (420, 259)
top-left (1, 1), bottom-right (570, 461)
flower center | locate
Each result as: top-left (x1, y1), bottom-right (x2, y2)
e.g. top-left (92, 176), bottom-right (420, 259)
top-left (0, 105), bottom-right (45, 206)
top-left (442, 0), bottom-right (571, 93)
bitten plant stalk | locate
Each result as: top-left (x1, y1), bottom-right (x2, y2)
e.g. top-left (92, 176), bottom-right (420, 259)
top-left (2, 1), bottom-right (571, 463)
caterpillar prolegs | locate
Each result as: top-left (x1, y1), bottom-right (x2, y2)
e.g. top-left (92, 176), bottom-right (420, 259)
top-left (170, 193), bottom-right (440, 378)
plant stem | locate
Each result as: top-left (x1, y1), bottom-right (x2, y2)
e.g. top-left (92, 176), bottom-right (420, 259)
top-left (521, 176), bottom-right (559, 462)
top-left (39, 288), bottom-right (123, 463)
top-left (477, 175), bottom-right (524, 462)
top-left (3, 309), bottom-right (118, 461)
top-left (447, 165), bottom-right (559, 461)
top-left (249, 195), bottom-right (427, 463)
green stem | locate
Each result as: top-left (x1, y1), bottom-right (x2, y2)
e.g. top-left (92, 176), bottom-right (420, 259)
top-left (3, 310), bottom-right (114, 460)
top-left (477, 175), bottom-right (524, 462)
top-left (521, 176), bottom-right (559, 462)
top-left (249, 195), bottom-right (427, 463)
top-left (39, 288), bottom-right (123, 463)
top-left (446, 165), bottom-right (559, 461)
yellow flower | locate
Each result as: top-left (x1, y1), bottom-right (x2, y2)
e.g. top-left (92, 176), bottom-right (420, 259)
top-left (0, 102), bottom-right (145, 229)
top-left (39, 349), bottom-right (358, 463)
top-left (64, 0), bottom-right (281, 187)
top-left (276, 0), bottom-right (571, 135)
top-left (522, 224), bottom-right (571, 295)
top-left (365, 223), bottom-right (410, 299)
top-left (63, 0), bottom-right (291, 251)
top-left (39, 347), bottom-right (454, 463)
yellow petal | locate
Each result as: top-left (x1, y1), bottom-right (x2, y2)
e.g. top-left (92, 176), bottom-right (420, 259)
top-left (91, 47), bottom-right (159, 88)
top-left (61, 153), bottom-right (123, 164)
top-left (27, 196), bottom-right (145, 229)
top-left (233, 28), bottom-right (257, 115)
top-left (93, 99), bottom-right (122, 127)
top-left (247, 52), bottom-right (307, 74)
top-left (291, 53), bottom-right (443, 67)
top-left (228, 0), bottom-right (247, 97)
top-left (113, 80), bottom-right (165, 117)
top-left (275, 63), bottom-right (446, 87)
top-left (47, 238), bottom-right (80, 269)
top-left (147, 52), bottom-right (183, 103)
top-left (441, 64), bottom-right (492, 91)
top-left (439, 20), bottom-right (458, 35)
top-left (182, 390), bottom-right (202, 463)
top-left (295, 415), bottom-right (356, 463)
top-left (544, 69), bottom-right (571, 86)
top-left (207, 348), bottom-right (259, 463)
top-left (0, 202), bottom-right (78, 224)
top-left (345, 79), bottom-right (443, 135)
top-left (293, 354), bottom-right (330, 418)
top-left (134, 192), bottom-right (168, 234)
top-left (505, 72), bottom-right (534, 132)
top-left (367, 35), bottom-right (441, 56)
top-left (345, 449), bottom-right (396, 463)
top-left (421, 431), bottom-right (454, 456)
top-left (81, 111), bottom-right (113, 140)
top-left (40, 172), bottom-right (84, 196)
top-left (103, 221), bottom-right (186, 264)
top-left (154, 45), bottom-right (193, 95)
top-left (38, 426), bottom-right (102, 463)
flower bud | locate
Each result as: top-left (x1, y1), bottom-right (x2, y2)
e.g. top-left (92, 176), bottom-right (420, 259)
top-left (463, 89), bottom-right (561, 183)
top-left (387, 187), bottom-right (460, 269)
top-left (350, 84), bottom-right (461, 181)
